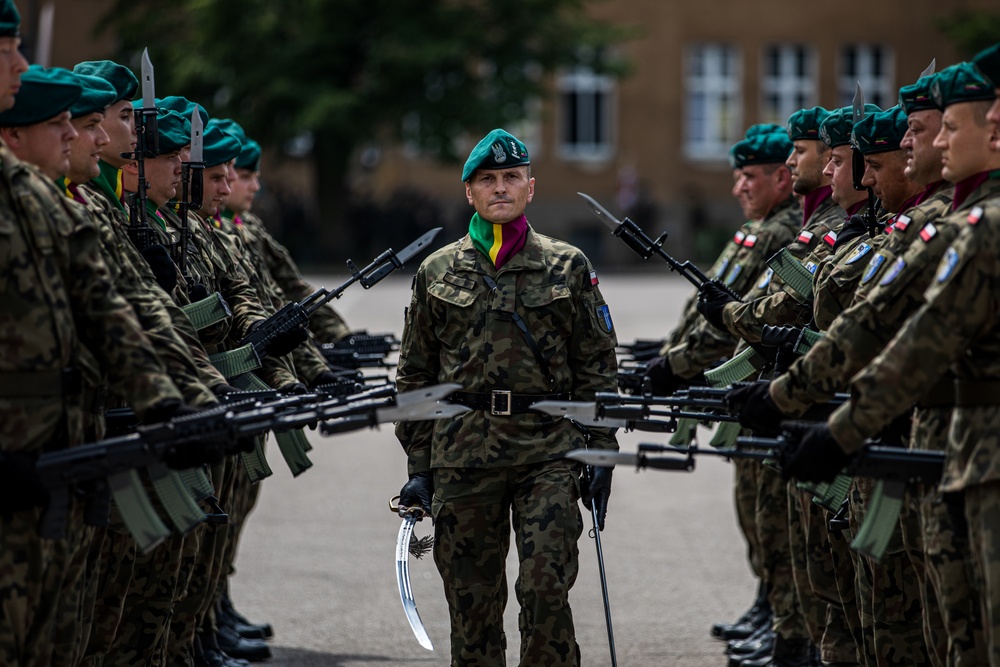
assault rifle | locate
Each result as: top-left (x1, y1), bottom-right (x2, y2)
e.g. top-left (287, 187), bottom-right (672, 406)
top-left (531, 390), bottom-right (738, 433)
top-left (578, 192), bottom-right (742, 302)
top-left (617, 339), bottom-right (665, 363)
top-left (125, 49), bottom-right (160, 251)
top-left (851, 83), bottom-right (880, 238)
top-left (241, 228), bottom-right (441, 360)
top-left (176, 108), bottom-right (204, 282)
top-left (37, 384), bottom-right (468, 552)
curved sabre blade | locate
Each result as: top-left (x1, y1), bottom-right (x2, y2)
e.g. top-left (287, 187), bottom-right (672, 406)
top-left (396, 514), bottom-right (434, 650)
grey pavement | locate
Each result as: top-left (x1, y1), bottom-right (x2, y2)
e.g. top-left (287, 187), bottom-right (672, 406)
top-left (230, 273), bottom-right (755, 666)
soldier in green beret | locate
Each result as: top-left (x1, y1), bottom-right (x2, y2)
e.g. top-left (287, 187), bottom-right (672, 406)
top-left (395, 128), bottom-right (618, 666)
top-left (972, 42), bottom-right (1000, 128)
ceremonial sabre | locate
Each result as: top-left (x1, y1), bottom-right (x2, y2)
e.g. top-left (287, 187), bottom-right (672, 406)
top-left (391, 498), bottom-right (434, 650)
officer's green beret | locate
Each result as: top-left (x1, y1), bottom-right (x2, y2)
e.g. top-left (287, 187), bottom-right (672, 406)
top-left (744, 123), bottom-right (784, 139)
top-left (0, 65), bottom-right (82, 127)
top-left (214, 118), bottom-right (247, 144)
top-left (819, 105), bottom-right (879, 148)
top-left (72, 60), bottom-right (137, 103)
top-left (786, 107), bottom-right (831, 141)
top-left (157, 96), bottom-right (209, 126)
top-left (461, 128), bottom-right (530, 182)
top-left (852, 106), bottom-right (908, 155)
top-left (70, 73), bottom-right (118, 118)
top-left (972, 43), bottom-right (1000, 89)
top-left (0, 0), bottom-right (20, 37)
top-left (235, 139), bottom-right (261, 172)
top-left (154, 108), bottom-right (191, 154)
top-left (931, 62), bottom-right (995, 109)
top-left (729, 130), bottom-right (793, 169)
top-left (202, 119), bottom-right (242, 167)
top-left (898, 74), bottom-right (938, 115)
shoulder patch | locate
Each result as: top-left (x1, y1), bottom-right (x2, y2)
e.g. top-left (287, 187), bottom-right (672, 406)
top-left (894, 214), bottom-right (911, 232)
top-left (845, 242), bottom-right (873, 265)
top-left (879, 257), bottom-right (906, 286)
top-left (919, 223), bottom-right (937, 242)
top-left (823, 231), bottom-right (838, 247)
top-left (936, 247), bottom-right (960, 283)
top-left (861, 253), bottom-right (887, 284)
top-left (805, 261), bottom-right (818, 275)
top-left (797, 230), bottom-right (814, 244)
top-left (713, 258), bottom-right (730, 280)
top-left (742, 234), bottom-right (757, 248)
top-left (734, 230), bottom-right (746, 245)
top-left (968, 206), bottom-right (984, 226)
top-left (589, 270), bottom-right (599, 286)
top-left (724, 263), bottom-right (742, 286)
top-left (595, 304), bottom-right (614, 334)
top-left (757, 268), bottom-right (774, 290)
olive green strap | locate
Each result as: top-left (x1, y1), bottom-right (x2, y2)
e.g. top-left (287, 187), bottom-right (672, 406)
top-left (181, 292), bottom-right (232, 330)
top-left (108, 469), bottom-right (170, 554)
top-left (705, 347), bottom-right (767, 387)
top-left (669, 417), bottom-right (698, 446)
top-left (147, 463), bottom-right (205, 534)
top-left (767, 248), bottom-right (814, 303)
top-left (851, 479), bottom-right (904, 562)
top-left (209, 344), bottom-right (262, 379)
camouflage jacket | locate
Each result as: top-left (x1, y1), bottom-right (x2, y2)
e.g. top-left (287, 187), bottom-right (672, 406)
top-left (827, 175), bottom-right (1000, 491)
top-left (0, 144), bottom-right (179, 453)
top-left (770, 188), bottom-right (956, 415)
top-left (395, 227), bottom-right (618, 473)
top-left (811, 216), bottom-right (887, 332)
top-left (666, 197), bottom-right (801, 376)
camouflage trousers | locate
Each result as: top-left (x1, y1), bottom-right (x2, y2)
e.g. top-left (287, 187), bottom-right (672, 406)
top-left (79, 522), bottom-right (136, 667)
top-left (51, 509), bottom-right (98, 667)
top-left (755, 464), bottom-right (808, 642)
top-left (213, 448), bottom-right (262, 626)
top-left (963, 480), bottom-right (1000, 667)
top-left (734, 457), bottom-right (763, 579)
top-left (432, 460), bottom-right (583, 667)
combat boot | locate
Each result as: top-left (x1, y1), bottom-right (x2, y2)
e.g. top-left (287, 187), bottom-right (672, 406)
top-left (713, 582), bottom-right (771, 641)
top-left (741, 635), bottom-right (816, 667)
top-left (215, 624), bottom-right (272, 662)
top-left (727, 623), bottom-right (774, 656)
top-left (220, 591), bottom-right (274, 640)
top-left (729, 635), bottom-right (776, 667)
top-left (194, 634), bottom-right (252, 667)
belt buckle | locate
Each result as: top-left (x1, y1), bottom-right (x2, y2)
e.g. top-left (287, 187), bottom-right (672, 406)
top-left (491, 390), bottom-right (512, 416)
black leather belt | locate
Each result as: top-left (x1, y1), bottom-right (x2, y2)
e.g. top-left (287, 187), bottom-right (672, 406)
top-left (955, 379), bottom-right (1000, 407)
top-left (449, 390), bottom-right (570, 416)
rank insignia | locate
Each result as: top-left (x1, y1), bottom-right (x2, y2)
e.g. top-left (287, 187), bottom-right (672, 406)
top-left (968, 206), bottom-right (984, 226)
top-left (846, 242), bottom-right (872, 264)
top-left (919, 223), bottom-right (937, 242)
top-left (879, 258), bottom-right (906, 286)
top-left (724, 264), bottom-right (742, 286)
top-left (757, 268), bottom-right (774, 290)
top-left (861, 254), bottom-right (886, 284)
top-left (936, 247), bottom-right (960, 283)
top-left (596, 304), bottom-right (614, 333)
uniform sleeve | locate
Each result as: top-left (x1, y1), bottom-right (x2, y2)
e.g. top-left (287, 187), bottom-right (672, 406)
top-left (721, 287), bottom-right (813, 344)
top-left (394, 265), bottom-right (438, 473)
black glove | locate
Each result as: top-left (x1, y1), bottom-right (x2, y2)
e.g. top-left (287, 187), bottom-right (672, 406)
top-left (399, 471), bottom-right (433, 516)
top-left (642, 355), bottom-right (685, 396)
top-left (0, 451), bottom-right (50, 512)
top-left (878, 411), bottom-right (912, 449)
top-left (309, 370), bottom-right (342, 389)
top-left (779, 423), bottom-right (853, 483)
top-left (834, 214), bottom-right (868, 252)
top-left (250, 323), bottom-right (309, 358)
top-left (697, 281), bottom-right (736, 331)
top-left (140, 244), bottom-right (178, 294)
top-left (142, 399), bottom-right (200, 424)
top-left (163, 440), bottom-right (226, 470)
top-left (211, 383), bottom-right (242, 398)
top-left (725, 380), bottom-right (787, 437)
top-left (582, 466), bottom-right (613, 531)
top-left (279, 382), bottom-right (308, 395)
top-left (188, 283), bottom-right (210, 302)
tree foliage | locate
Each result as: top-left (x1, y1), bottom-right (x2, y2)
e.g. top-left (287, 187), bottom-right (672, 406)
top-left (937, 10), bottom-right (1000, 58)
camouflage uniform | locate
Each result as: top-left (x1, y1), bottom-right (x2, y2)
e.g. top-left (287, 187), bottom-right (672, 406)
top-left (0, 144), bottom-right (180, 666)
top-left (396, 226), bottom-right (617, 666)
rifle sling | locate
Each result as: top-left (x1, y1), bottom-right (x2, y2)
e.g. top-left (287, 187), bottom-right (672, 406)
top-left (209, 345), bottom-right (262, 379)
top-left (479, 273), bottom-right (557, 390)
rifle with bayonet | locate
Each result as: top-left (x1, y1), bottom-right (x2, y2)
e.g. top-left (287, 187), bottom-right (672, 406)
top-left (124, 48), bottom-right (160, 251)
top-left (578, 192), bottom-right (742, 302)
top-left (241, 228), bottom-right (441, 360)
top-left (176, 108), bottom-right (204, 283)
top-left (851, 82), bottom-right (881, 238)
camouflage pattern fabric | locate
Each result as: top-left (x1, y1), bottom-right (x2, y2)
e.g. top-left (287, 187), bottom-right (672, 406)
top-left (79, 526), bottom-right (135, 667)
top-left (734, 458), bottom-right (764, 578)
top-left (811, 223), bottom-right (886, 332)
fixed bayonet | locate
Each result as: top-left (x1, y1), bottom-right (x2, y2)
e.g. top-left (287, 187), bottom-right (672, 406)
top-left (919, 58), bottom-right (936, 79)
top-left (578, 191), bottom-right (625, 233)
top-left (851, 82), bottom-right (880, 235)
top-left (567, 447), bottom-right (696, 472)
top-left (852, 81), bottom-right (865, 125)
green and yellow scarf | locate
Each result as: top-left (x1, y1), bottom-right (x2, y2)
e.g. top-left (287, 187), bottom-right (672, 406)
top-left (469, 212), bottom-right (528, 269)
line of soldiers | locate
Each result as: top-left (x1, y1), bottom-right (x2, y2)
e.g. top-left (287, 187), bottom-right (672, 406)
top-left (629, 43), bottom-right (1000, 667)
top-left (0, 0), bottom-right (372, 664)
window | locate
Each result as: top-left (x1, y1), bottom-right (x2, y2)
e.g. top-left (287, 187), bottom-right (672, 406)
top-left (839, 44), bottom-right (895, 109)
top-left (557, 65), bottom-right (615, 161)
top-left (685, 43), bottom-right (742, 161)
top-left (760, 45), bottom-right (817, 126)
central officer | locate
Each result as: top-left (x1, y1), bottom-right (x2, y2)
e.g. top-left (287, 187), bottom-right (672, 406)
top-left (396, 128), bottom-right (619, 666)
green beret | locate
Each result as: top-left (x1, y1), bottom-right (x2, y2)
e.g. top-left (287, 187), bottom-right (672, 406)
top-left (0, 0), bottom-right (20, 37)
top-left (786, 107), bottom-right (831, 141)
top-left (898, 74), bottom-right (938, 115)
top-left (70, 73), bottom-right (118, 117)
top-left (729, 130), bottom-right (793, 168)
top-left (235, 139), bottom-right (261, 171)
top-left (154, 109), bottom-right (191, 154)
top-left (819, 105), bottom-right (879, 148)
top-left (852, 106), bottom-right (908, 155)
top-left (931, 62), bottom-right (995, 109)
top-left (214, 118), bottom-right (247, 144)
top-left (202, 119), bottom-right (242, 166)
top-left (72, 60), bottom-right (137, 103)
top-left (744, 123), bottom-right (784, 139)
top-left (461, 128), bottom-right (530, 182)
top-left (972, 43), bottom-right (1000, 89)
top-left (157, 96), bottom-right (209, 126)
top-left (0, 65), bottom-right (82, 127)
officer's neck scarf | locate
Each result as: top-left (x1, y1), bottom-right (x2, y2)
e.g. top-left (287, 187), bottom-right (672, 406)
top-left (469, 212), bottom-right (528, 269)
top-left (801, 185), bottom-right (832, 226)
top-left (952, 170), bottom-right (997, 211)
top-left (91, 160), bottom-right (127, 212)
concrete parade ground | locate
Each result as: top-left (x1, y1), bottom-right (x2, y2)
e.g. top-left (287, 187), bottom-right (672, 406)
top-left (231, 271), bottom-right (754, 666)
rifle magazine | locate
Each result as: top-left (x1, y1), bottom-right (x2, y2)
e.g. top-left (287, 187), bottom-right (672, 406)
top-left (850, 479), bottom-right (905, 562)
top-left (274, 429), bottom-right (313, 477)
top-left (147, 463), bottom-right (206, 534)
top-left (108, 469), bottom-right (170, 554)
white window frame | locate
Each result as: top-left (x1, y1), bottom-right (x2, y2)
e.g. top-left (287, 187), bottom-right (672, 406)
top-left (684, 43), bottom-right (743, 162)
top-left (838, 44), bottom-right (895, 109)
top-left (760, 44), bottom-right (817, 126)
top-left (556, 65), bottom-right (615, 162)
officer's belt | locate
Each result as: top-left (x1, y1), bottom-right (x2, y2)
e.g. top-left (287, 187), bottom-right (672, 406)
top-left (449, 390), bottom-right (570, 416)
top-left (0, 367), bottom-right (83, 397)
top-left (955, 379), bottom-right (1000, 407)
top-left (916, 375), bottom-right (956, 409)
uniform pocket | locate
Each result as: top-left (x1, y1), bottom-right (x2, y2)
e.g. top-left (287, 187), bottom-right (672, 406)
top-left (428, 275), bottom-right (481, 349)
top-left (519, 281), bottom-right (573, 343)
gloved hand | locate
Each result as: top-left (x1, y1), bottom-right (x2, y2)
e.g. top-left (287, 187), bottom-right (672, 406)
top-left (0, 451), bottom-right (50, 512)
top-left (399, 471), bottom-right (433, 517)
top-left (878, 411), bottom-right (912, 449)
top-left (142, 399), bottom-right (200, 424)
top-left (697, 281), bottom-right (736, 330)
top-left (211, 383), bottom-right (242, 398)
top-left (188, 283), bottom-right (210, 302)
top-left (309, 370), bottom-right (342, 389)
top-left (247, 321), bottom-right (309, 358)
top-left (163, 440), bottom-right (226, 470)
top-left (140, 244), bottom-right (179, 294)
top-left (834, 214), bottom-right (868, 252)
top-left (582, 465), bottom-right (613, 531)
top-left (779, 423), bottom-right (853, 483)
top-left (725, 380), bottom-right (787, 437)
top-left (642, 355), bottom-right (685, 396)
top-left (279, 382), bottom-right (308, 395)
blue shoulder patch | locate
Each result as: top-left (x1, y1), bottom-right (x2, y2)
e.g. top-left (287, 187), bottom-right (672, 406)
top-left (724, 263), bottom-right (742, 286)
top-left (757, 268), bottom-right (774, 290)
top-left (713, 258), bottom-right (730, 280)
top-left (936, 247), bottom-right (960, 283)
top-left (596, 304), bottom-right (614, 334)
top-left (879, 257), bottom-right (906, 286)
top-left (861, 253), bottom-right (886, 284)
top-left (845, 242), bottom-right (873, 265)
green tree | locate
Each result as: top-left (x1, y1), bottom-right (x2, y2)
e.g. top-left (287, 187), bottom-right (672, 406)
top-left (102, 0), bottom-right (631, 259)
top-left (938, 10), bottom-right (1000, 57)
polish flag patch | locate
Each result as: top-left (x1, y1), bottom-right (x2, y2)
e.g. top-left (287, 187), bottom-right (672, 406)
top-left (797, 230), bottom-right (814, 244)
top-left (734, 230), bottom-right (746, 245)
top-left (742, 234), bottom-right (757, 248)
top-left (590, 270), bottom-right (600, 286)
top-left (919, 224), bottom-right (937, 242)
top-left (823, 231), bottom-right (838, 247)
top-left (894, 214), bottom-right (911, 232)
top-left (968, 206), bottom-right (984, 226)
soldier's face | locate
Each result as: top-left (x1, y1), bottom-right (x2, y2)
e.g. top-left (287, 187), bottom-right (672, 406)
top-left (99, 99), bottom-right (136, 168)
top-left (988, 90), bottom-right (1000, 128)
top-left (199, 163), bottom-right (231, 215)
top-left (731, 168), bottom-right (752, 219)
top-left (0, 37), bottom-right (27, 112)
top-left (736, 164), bottom-right (784, 219)
top-left (67, 112), bottom-right (109, 183)
top-left (934, 101), bottom-right (996, 183)
top-left (862, 150), bottom-right (916, 213)
top-left (786, 140), bottom-right (829, 195)
top-left (465, 166), bottom-right (534, 224)
top-left (823, 145), bottom-right (858, 207)
top-left (900, 109), bottom-right (943, 186)
top-left (228, 167), bottom-right (260, 214)
top-left (11, 111), bottom-right (78, 180)
top-left (145, 150), bottom-right (183, 206)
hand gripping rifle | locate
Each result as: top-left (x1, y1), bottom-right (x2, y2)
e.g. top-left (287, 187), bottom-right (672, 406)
top-left (240, 227), bottom-right (441, 360)
top-left (578, 192), bottom-right (742, 302)
top-left (176, 108), bottom-right (204, 283)
top-left (124, 49), bottom-right (160, 251)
